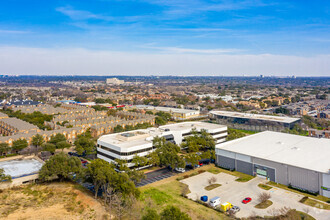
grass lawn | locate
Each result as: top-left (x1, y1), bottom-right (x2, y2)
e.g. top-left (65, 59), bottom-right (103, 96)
top-left (233, 128), bottom-right (259, 135)
top-left (295, 211), bottom-right (316, 220)
top-left (140, 172), bottom-right (230, 220)
top-left (267, 181), bottom-right (330, 203)
top-left (205, 184), bottom-right (221, 191)
top-left (300, 198), bottom-right (330, 210)
top-left (255, 200), bottom-right (273, 209)
top-left (207, 166), bottom-right (255, 182)
top-left (258, 183), bottom-right (272, 190)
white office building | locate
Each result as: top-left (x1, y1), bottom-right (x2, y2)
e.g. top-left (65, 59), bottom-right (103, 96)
top-left (97, 122), bottom-right (227, 167)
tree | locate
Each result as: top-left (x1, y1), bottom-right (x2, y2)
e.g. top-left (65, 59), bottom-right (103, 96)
top-left (32, 134), bottom-right (45, 147)
top-left (42, 143), bottom-right (56, 154)
top-left (147, 151), bottom-right (160, 166)
top-left (39, 152), bottom-right (82, 182)
top-left (258, 192), bottom-right (271, 203)
top-left (157, 142), bottom-right (185, 170)
top-left (155, 116), bottom-right (166, 126)
top-left (181, 129), bottom-right (215, 152)
top-left (56, 140), bottom-right (71, 151)
top-left (160, 206), bottom-right (191, 220)
top-left (226, 128), bottom-right (246, 141)
top-left (142, 209), bottom-right (160, 220)
top-left (208, 176), bottom-right (217, 185)
top-left (74, 131), bottom-right (96, 155)
top-left (0, 142), bottom-right (10, 156)
top-left (127, 169), bottom-right (145, 184)
top-left (132, 154), bottom-right (147, 168)
top-left (49, 133), bottom-right (66, 145)
top-left (85, 159), bottom-right (116, 198)
top-left (185, 153), bottom-right (201, 169)
top-left (114, 125), bottom-right (125, 133)
top-left (0, 168), bottom-right (11, 182)
top-left (12, 138), bottom-right (28, 152)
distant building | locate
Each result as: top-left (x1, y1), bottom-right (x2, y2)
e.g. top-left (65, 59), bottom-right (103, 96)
top-left (309, 129), bottom-right (330, 139)
top-left (97, 122), bottom-right (227, 167)
top-left (135, 105), bottom-right (200, 120)
top-left (318, 110), bottom-right (330, 119)
top-left (210, 110), bottom-right (300, 132)
top-left (215, 131), bottom-right (330, 197)
top-left (106, 78), bottom-right (124, 85)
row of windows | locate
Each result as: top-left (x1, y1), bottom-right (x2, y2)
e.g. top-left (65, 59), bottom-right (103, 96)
top-left (98, 144), bottom-right (155, 156)
top-left (210, 130), bottom-right (227, 136)
top-left (216, 135), bottom-right (227, 140)
top-left (97, 150), bottom-right (133, 163)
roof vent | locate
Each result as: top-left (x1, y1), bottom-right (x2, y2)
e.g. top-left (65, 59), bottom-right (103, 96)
top-left (276, 141), bottom-right (283, 145)
top-left (291, 147), bottom-right (300, 150)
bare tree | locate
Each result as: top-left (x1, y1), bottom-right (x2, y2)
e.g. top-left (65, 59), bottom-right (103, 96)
top-left (208, 176), bottom-right (217, 185)
top-left (111, 193), bottom-right (136, 220)
top-left (257, 192), bottom-right (271, 203)
top-left (181, 184), bottom-right (190, 197)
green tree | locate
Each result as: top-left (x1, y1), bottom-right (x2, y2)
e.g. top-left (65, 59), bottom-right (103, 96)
top-left (74, 131), bottom-right (96, 155)
top-left (0, 168), bottom-right (11, 182)
top-left (157, 142), bottom-right (185, 170)
top-left (42, 143), bottom-right (56, 154)
top-left (155, 116), bottom-right (166, 126)
top-left (147, 151), bottom-right (160, 166)
top-left (0, 143), bottom-right (10, 155)
top-left (226, 128), bottom-right (246, 141)
top-left (127, 169), bottom-right (145, 184)
top-left (56, 141), bottom-right (71, 151)
top-left (49, 133), bottom-right (66, 145)
top-left (12, 138), bottom-right (28, 152)
top-left (32, 134), bottom-right (45, 148)
top-left (185, 153), bottom-right (201, 169)
top-left (142, 209), bottom-right (160, 220)
top-left (85, 159), bottom-right (116, 198)
top-left (39, 153), bottom-right (82, 182)
top-left (160, 206), bottom-right (191, 220)
top-left (114, 125), bottom-right (125, 133)
top-left (132, 154), bottom-right (147, 168)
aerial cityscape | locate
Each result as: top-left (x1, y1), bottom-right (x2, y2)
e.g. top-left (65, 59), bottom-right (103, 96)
top-left (0, 1), bottom-right (329, 220)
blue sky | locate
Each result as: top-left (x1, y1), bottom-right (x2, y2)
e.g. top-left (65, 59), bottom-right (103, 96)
top-left (0, 0), bottom-right (329, 75)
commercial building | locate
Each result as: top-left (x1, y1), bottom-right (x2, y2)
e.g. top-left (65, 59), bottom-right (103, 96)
top-left (0, 156), bottom-right (44, 189)
top-left (215, 131), bottom-right (330, 197)
top-left (106, 78), bottom-right (125, 85)
top-left (210, 110), bottom-right (300, 132)
top-left (136, 105), bottom-right (200, 120)
top-left (97, 122), bottom-right (227, 167)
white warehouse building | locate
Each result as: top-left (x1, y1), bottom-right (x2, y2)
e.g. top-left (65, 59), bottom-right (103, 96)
top-left (215, 131), bottom-right (330, 197)
top-left (97, 122), bottom-right (227, 167)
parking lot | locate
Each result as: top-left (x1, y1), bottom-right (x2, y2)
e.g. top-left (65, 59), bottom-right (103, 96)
top-left (181, 171), bottom-right (330, 219)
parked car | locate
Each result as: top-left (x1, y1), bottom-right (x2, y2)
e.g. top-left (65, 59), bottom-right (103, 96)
top-left (209, 196), bottom-right (221, 208)
top-left (220, 202), bottom-right (233, 212)
top-left (175, 167), bottom-right (186, 173)
top-left (200, 196), bottom-right (208, 202)
top-left (230, 206), bottom-right (240, 213)
top-left (242, 197), bottom-right (252, 204)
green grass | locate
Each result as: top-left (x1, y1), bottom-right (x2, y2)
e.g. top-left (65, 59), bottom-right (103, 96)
top-left (296, 211), bottom-right (316, 220)
top-left (258, 183), bottom-right (272, 190)
top-left (207, 166), bottom-right (255, 182)
top-left (205, 184), bottom-right (221, 191)
top-left (267, 181), bottom-right (330, 203)
top-left (232, 128), bottom-right (259, 135)
top-left (300, 198), bottom-right (330, 210)
top-left (142, 188), bottom-right (176, 205)
top-left (140, 178), bottom-right (230, 219)
top-left (255, 200), bottom-right (273, 209)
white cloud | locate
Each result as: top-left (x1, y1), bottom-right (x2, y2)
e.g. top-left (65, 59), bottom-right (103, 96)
top-left (0, 29), bottom-right (31, 34)
top-left (141, 46), bottom-right (243, 54)
top-left (0, 46), bottom-right (328, 76)
top-left (56, 6), bottom-right (113, 21)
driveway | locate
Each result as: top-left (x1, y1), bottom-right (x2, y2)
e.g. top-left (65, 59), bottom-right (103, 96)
top-left (181, 172), bottom-right (330, 220)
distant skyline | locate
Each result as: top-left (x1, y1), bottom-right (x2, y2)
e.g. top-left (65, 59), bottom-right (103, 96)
top-left (0, 0), bottom-right (329, 76)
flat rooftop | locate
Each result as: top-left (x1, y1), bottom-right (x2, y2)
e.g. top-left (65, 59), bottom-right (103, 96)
top-left (98, 122), bottom-right (226, 150)
top-left (0, 158), bottom-right (43, 178)
top-left (0, 118), bottom-right (39, 131)
top-left (136, 105), bottom-right (199, 114)
top-left (216, 131), bottom-right (330, 173)
top-left (210, 110), bottom-right (300, 124)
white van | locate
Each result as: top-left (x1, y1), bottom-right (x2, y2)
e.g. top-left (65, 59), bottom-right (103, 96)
top-left (209, 196), bottom-right (221, 208)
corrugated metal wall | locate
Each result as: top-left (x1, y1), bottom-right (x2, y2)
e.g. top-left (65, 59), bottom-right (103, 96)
top-left (288, 166), bottom-right (319, 193)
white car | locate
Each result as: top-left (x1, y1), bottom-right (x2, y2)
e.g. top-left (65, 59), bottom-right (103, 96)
top-left (175, 167), bottom-right (186, 173)
top-left (230, 206), bottom-right (240, 213)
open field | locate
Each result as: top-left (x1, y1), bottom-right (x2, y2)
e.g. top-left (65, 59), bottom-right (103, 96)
top-left (0, 182), bottom-right (109, 220)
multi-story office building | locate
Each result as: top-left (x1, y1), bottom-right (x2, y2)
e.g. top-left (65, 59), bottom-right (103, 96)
top-left (210, 110), bottom-right (300, 132)
top-left (97, 122), bottom-right (227, 167)
top-left (135, 105), bottom-right (200, 120)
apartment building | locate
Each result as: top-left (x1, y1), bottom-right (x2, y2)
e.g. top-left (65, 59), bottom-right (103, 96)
top-left (97, 122), bottom-right (227, 167)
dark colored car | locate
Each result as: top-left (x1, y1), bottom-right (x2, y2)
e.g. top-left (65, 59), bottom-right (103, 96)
top-left (242, 197), bottom-right (252, 204)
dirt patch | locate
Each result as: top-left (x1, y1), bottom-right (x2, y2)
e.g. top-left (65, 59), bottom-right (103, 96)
top-left (0, 182), bottom-right (109, 220)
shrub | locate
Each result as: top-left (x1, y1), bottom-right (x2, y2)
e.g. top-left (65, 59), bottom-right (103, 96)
top-left (299, 196), bottom-right (308, 203)
top-left (258, 192), bottom-right (271, 203)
